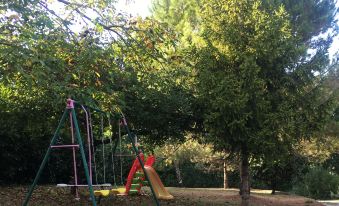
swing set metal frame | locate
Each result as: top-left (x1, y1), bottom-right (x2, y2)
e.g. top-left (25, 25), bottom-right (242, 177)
top-left (22, 99), bottom-right (160, 206)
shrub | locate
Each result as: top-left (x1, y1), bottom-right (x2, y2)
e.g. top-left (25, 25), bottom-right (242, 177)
top-left (293, 166), bottom-right (339, 199)
top-left (324, 153), bottom-right (339, 175)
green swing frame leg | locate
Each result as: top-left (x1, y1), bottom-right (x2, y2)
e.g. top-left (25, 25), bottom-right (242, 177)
top-left (122, 117), bottom-right (160, 206)
top-left (22, 108), bottom-right (97, 206)
top-left (22, 109), bottom-right (68, 206)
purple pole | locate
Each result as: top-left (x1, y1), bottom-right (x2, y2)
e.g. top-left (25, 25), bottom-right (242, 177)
top-left (81, 105), bottom-right (92, 184)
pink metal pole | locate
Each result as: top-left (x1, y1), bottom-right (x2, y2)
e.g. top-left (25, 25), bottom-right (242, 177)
top-left (122, 117), bottom-right (127, 126)
top-left (69, 111), bottom-right (79, 199)
top-left (81, 105), bottom-right (92, 184)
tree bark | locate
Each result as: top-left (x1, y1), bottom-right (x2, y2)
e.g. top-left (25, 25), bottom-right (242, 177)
top-left (271, 188), bottom-right (276, 195)
top-left (223, 159), bottom-right (228, 189)
top-left (174, 160), bottom-right (183, 186)
top-left (271, 180), bottom-right (276, 195)
top-left (240, 150), bottom-right (250, 206)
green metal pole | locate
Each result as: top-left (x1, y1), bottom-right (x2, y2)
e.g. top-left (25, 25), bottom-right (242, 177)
top-left (22, 109), bottom-right (68, 206)
top-left (112, 137), bottom-right (119, 157)
top-left (121, 116), bottom-right (160, 206)
top-left (71, 109), bottom-right (97, 206)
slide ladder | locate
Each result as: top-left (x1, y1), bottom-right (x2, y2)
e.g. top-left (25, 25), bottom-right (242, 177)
top-left (125, 155), bottom-right (173, 200)
top-left (125, 153), bottom-right (152, 195)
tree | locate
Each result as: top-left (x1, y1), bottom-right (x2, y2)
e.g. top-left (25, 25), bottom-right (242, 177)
top-left (194, 1), bottom-right (337, 205)
top-left (152, 0), bottom-right (203, 46)
top-left (0, 0), bottom-right (193, 141)
top-left (152, 0), bottom-right (338, 201)
top-left (0, 0), bottom-right (193, 183)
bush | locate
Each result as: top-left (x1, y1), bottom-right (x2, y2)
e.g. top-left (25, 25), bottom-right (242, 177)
top-left (324, 153), bottom-right (339, 175)
top-left (293, 167), bottom-right (339, 199)
top-left (155, 160), bottom-right (223, 188)
top-left (227, 169), bottom-right (240, 188)
top-left (251, 153), bottom-right (309, 192)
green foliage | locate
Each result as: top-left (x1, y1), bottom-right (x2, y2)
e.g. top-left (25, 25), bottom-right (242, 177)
top-left (152, 137), bottom-right (223, 165)
top-left (190, 0), bottom-right (336, 201)
top-left (151, 137), bottom-right (225, 187)
top-left (262, 0), bottom-right (337, 42)
top-left (293, 166), bottom-right (339, 199)
top-left (0, 0), bottom-right (193, 142)
top-left (152, 0), bottom-right (338, 160)
top-left (196, 0), bottom-right (295, 155)
top-left (0, 0), bottom-right (194, 185)
top-left (324, 153), bottom-right (339, 175)
top-left (152, 0), bottom-right (204, 46)
top-left (156, 161), bottom-right (224, 188)
top-left (251, 151), bottom-right (309, 192)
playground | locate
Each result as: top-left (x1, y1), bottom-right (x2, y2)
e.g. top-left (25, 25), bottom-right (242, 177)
top-left (1, 1), bottom-right (338, 206)
top-left (20, 99), bottom-right (175, 205)
top-left (13, 98), bottom-right (334, 206)
top-left (11, 99), bottom-right (328, 206)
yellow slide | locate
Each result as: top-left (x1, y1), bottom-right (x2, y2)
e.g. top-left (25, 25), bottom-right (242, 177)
top-left (144, 166), bottom-right (174, 200)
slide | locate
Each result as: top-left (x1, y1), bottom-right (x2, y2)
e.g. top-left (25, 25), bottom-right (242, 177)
top-left (144, 165), bottom-right (174, 200)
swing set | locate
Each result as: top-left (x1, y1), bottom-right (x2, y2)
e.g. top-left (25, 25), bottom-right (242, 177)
top-left (22, 99), bottom-right (173, 206)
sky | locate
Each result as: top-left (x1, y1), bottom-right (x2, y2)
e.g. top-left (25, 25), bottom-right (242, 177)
top-left (115, 0), bottom-right (152, 18)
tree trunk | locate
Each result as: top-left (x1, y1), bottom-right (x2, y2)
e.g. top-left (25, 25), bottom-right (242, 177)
top-left (271, 180), bottom-right (276, 195)
top-left (174, 160), bottom-right (183, 186)
top-left (240, 150), bottom-right (250, 206)
top-left (223, 160), bottom-right (228, 189)
top-left (271, 188), bottom-right (276, 195)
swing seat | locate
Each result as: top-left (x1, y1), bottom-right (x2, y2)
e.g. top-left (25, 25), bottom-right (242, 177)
top-left (94, 190), bottom-right (110, 197)
top-left (111, 187), bottom-right (126, 195)
top-left (100, 183), bottom-right (112, 187)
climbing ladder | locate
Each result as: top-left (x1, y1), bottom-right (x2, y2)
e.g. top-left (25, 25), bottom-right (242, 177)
top-left (125, 155), bottom-right (155, 195)
top-left (129, 170), bottom-right (149, 195)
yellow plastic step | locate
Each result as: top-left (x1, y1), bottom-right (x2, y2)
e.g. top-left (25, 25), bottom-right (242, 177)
top-left (94, 190), bottom-right (110, 197)
top-left (111, 187), bottom-right (126, 195)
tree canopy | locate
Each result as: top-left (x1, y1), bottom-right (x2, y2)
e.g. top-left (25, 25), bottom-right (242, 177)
top-left (152, 0), bottom-right (338, 204)
top-left (0, 0), bottom-right (194, 144)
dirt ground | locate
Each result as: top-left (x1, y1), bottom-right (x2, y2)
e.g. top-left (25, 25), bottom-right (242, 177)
top-left (0, 185), bottom-right (324, 206)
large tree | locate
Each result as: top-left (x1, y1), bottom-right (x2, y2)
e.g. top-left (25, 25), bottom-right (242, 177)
top-left (152, 0), bottom-right (338, 201)
top-left (194, 0), bottom-right (337, 205)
